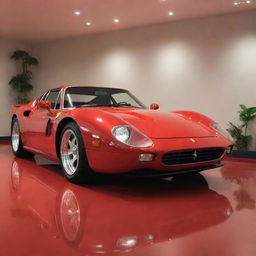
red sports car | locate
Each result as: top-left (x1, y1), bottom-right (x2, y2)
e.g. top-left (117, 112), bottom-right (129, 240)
top-left (11, 85), bottom-right (233, 184)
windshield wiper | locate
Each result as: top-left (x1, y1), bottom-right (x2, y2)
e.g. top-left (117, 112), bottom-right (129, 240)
top-left (114, 102), bottom-right (132, 107)
top-left (75, 103), bottom-right (115, 108)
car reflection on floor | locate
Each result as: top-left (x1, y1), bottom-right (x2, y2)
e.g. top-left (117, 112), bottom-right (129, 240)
top-left (9, 157), bottom-right (232, 255)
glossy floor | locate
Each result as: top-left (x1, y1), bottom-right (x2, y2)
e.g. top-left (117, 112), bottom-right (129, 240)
top-left (0, 142), bottom-right (256, 256)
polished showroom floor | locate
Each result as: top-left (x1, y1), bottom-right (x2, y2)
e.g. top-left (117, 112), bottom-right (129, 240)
top-left (0, 142), bottom-right (256, 256)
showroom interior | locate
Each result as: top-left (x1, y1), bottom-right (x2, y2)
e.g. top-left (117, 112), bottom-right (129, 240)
top-left (0, 0), bottom-right (256, 255)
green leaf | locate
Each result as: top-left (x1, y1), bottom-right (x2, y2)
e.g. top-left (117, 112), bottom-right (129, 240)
top-left (227, 121), bottom-right (253, 150)
top-left (248, 107), bottom-right (256, 114)
top-left (240, 104), bottom-right (247, 111)
top-left (9, 73), bottom-right (33, 93)
top-left (10, 50), bottom-right (29, 60)
top-left (24, 56), bottom-right (39, 66)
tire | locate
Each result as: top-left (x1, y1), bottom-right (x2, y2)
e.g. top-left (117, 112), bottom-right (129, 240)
top-left (11, 117), bottom-right (34, 158)
top-left (60, 122), bottom-right (94, 185)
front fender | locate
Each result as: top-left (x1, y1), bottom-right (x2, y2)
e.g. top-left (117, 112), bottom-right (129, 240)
top-left (57, 108), bottom-right (131, 152)
top-left (171, 111), bottom-right (216, 129)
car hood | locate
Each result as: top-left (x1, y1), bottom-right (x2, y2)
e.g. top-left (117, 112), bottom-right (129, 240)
top-left (98, 108), bottom-right (215, 139)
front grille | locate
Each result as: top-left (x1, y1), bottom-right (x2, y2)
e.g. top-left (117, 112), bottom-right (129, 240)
top-left (162, 148), bottom-right (225, 166)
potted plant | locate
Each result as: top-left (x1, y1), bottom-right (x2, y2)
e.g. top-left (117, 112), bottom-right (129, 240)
top-left (9, 50), bottom-right (39, 104)
top-left (227, 105), bottom-right (256, 151)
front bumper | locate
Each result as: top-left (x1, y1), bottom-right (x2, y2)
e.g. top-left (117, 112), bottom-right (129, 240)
top-left (86, 136), bottom-right (231, 173)
top-left (120, 162), bottom-right (224, 178)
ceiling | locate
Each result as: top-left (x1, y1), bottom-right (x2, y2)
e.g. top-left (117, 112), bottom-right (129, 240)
top-left (0, 0), bottom-right (255, 43)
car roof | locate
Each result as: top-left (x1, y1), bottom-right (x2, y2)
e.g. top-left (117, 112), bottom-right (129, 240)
top-left (54, 85), bottom-right (122, 90)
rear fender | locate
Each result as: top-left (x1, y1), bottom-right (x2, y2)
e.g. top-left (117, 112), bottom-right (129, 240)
top-left (12, 104), bottom-right (24, 109)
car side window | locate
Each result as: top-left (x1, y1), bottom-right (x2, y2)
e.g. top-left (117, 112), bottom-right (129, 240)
top-left (39, 91), bottom-right (48, 101)
top-left (41, 91), bottom-right (50, 101)
top-left (45, 89), bottom-right (61, 109)
top-left (55, 90), bottom-right (62, 109)
top-left (38, 94), bottom-right (44, 101)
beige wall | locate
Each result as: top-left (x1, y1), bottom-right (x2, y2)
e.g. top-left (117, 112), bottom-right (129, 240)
top-left (0, 39), bottom-right (30, 136)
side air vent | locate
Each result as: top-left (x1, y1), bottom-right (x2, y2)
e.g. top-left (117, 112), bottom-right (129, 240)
top-left (23, 110), bottom-right (31, 117)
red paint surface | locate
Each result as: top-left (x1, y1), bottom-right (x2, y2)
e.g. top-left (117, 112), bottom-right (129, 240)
top-left (1, 142), bottom-right (256, 255)
top-left (12, 85), bottom-right (232, 173)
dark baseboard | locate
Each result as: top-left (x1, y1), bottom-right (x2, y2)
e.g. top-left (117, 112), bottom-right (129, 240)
top-left (228, 150), bottom-right (256, 159)
top-left (0, 136), bottom-right (11, 141)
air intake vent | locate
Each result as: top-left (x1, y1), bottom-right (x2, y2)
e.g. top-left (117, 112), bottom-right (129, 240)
top-left (162, 148), bottom-right (225, 166)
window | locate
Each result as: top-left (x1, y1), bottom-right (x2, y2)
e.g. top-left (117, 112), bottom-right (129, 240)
top-left (111, 92), bottom-right (141, 107)
top-left (65, 94), bottom-right (97, 107)
top-left (45, 89), bottom-right (61, 109)
top-left (39, 91), bottom-right (49, 101)
top-left (55, 91), bottom-right (62, 109)
top-left (64, 87), bottom-right (146, 108)
top-left (39, 94), bottom-right (44, 101)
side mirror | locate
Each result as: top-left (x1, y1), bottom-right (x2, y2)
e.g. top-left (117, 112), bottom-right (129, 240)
top-left (37, 100), bottom-right (53, 114)
top-left (37, 100), bottom-right (51, 110)
top-left (150, 103), bottom-right (159, 110)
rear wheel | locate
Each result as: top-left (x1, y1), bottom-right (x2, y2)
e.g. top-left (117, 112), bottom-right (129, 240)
top-left (11, 117), bottom-right (34, 158)
top-left (60, 122), bottom-right (94, 184)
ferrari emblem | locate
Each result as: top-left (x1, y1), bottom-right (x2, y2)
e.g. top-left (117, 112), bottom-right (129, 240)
top-left (193, 151), bottom-right (198, 160)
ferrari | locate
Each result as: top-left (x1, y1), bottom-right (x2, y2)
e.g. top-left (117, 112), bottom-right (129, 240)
top-left (11, 85), bottom-right (233, 184)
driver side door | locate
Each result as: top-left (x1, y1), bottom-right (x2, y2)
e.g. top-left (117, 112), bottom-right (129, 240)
top-left (24, 89), bottom-right (62, 153)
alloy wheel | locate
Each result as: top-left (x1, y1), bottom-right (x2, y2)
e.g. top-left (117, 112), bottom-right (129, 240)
top-left (12, 120), bottom-right (20, 152)
top-left (61, 129), bottom-right (79, 175)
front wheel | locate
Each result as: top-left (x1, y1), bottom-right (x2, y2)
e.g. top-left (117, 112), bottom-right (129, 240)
top-left (60, 122), bottom-right (94, 185)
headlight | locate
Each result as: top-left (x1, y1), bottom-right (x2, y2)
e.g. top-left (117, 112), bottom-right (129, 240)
top-left (112, 126), bottom-right (130, 143)
top-left (211, 123), bottom-right (234, 142)
top-left (112, 125), bottom-right (153, 148)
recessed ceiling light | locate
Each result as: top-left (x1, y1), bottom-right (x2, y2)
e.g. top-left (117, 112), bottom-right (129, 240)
top-left (234, 0), bottom-right (252, 5)
top-left (114, 18), bottom-right (120, 23)
top-left (74, 11), bottom-right (81, 16)
top-left (86, 22), bottom-right (91, 26)
top-left (168, 11), bottom-right (174, 16)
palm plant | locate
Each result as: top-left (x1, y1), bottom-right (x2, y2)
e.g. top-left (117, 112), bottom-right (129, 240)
top-left (9, 50), bottom-right (39, 104)
top-left (239, 105), bottom-right (256, 135)
top-left (227, 105), bottom-right (256, 150)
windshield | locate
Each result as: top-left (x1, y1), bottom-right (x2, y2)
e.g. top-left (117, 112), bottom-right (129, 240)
top-left (64, 87), bottom-right (146, 109)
